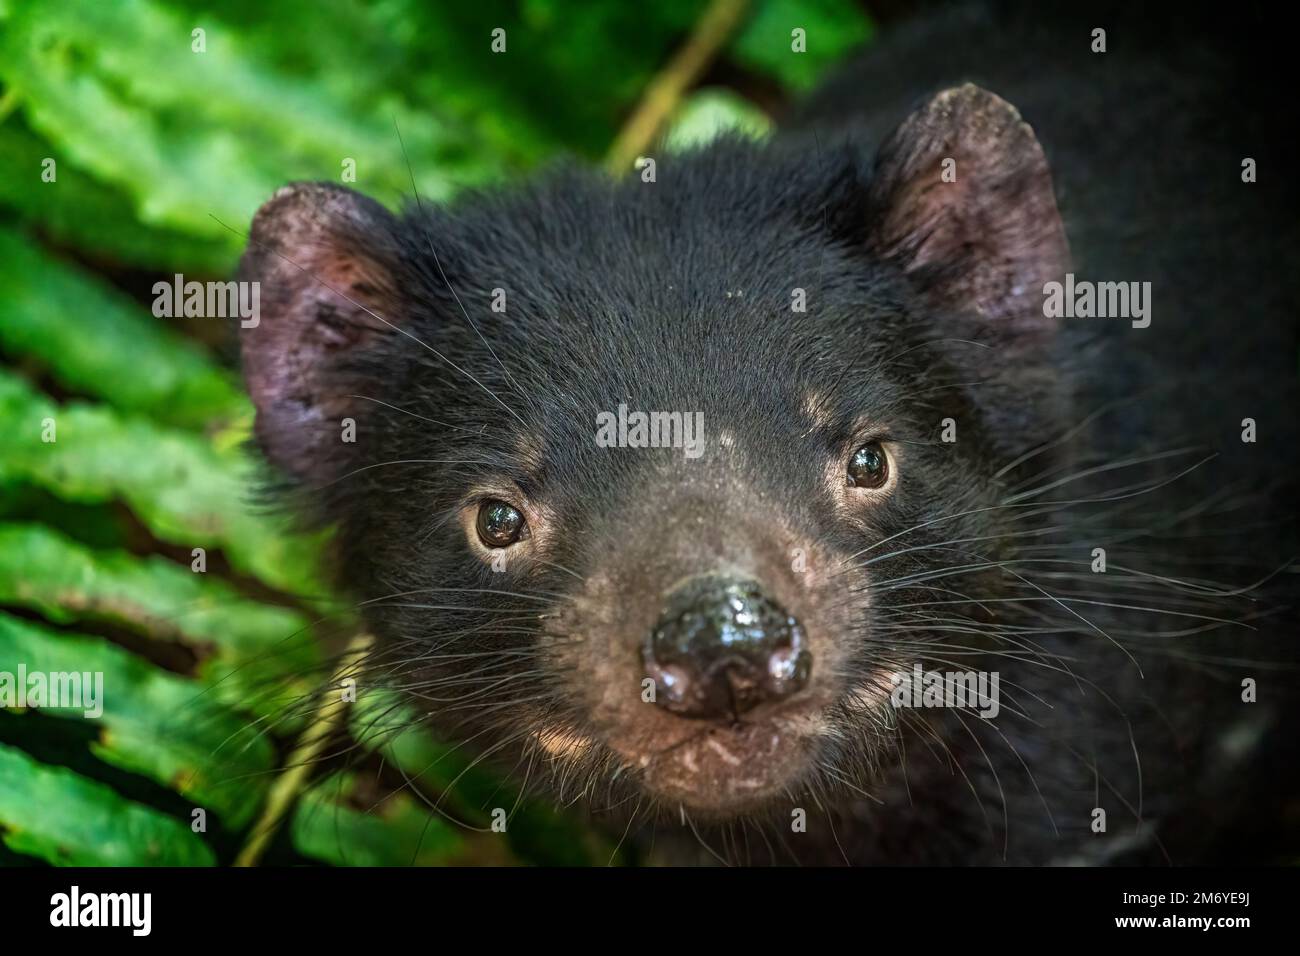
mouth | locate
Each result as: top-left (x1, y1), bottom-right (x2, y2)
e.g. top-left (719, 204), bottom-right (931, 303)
top-left (597, 690), bottom-right (838, 817)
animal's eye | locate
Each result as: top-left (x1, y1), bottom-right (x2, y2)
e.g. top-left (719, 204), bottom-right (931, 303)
top-left (476, 499), bottom-right (526, 548)
top-left (847, 442), bottom-right (889, 489)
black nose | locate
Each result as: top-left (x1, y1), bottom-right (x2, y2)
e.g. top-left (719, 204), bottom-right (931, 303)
top-left (643, 575), bottom-right (812, 720)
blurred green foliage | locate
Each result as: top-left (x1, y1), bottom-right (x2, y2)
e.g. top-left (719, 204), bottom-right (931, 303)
top-left (0, 0), bottom-right (872, 866)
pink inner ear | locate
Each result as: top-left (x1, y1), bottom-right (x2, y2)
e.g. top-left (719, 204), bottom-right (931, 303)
top-left (869, 83), bottom-right (1071, 331)
top-left (237, 182), bottom-right (401, 482)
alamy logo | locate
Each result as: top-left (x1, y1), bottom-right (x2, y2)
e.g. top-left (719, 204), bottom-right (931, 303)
top-left (1042, 273), bottom-right (1151, 328)
top-left (890, 664), bottom-right (1000, 718)
top-left (0, 666), bottom-right (103, 718)
top-left (50, 886), bottom-right (151, 936)
top-left (152, 274), bottom-right (260, 327)
top-left (595, 403), bottom-right (705, 459)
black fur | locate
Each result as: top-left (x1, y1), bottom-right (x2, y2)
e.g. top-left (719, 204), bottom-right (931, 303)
top-left (238, 1), bottom-right (1298, 864)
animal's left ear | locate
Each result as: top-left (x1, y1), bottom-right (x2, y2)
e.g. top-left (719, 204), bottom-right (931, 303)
top-left (868, 83), bottom-right (1070, 338)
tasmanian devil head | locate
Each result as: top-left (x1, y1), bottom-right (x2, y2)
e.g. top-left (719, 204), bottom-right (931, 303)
top-left (238, 84), bottom-right (1070, 821)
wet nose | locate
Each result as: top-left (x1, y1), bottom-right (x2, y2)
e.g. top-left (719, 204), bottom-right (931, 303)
top-left (643, 575), bottom-right (812, 720)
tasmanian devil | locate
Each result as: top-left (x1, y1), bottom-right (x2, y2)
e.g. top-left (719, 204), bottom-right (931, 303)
top-left (235, 1), bottom-right (1298, 864)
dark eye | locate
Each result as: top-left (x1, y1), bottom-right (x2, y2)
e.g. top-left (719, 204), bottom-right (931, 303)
top-left (847, 442), bottom-right (889, 489)
top-left (476, 499), bottom-right (526, 548)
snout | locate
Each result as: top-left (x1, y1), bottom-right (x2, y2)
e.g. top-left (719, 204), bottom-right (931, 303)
top-left (642, 575), bottom-right (812, 720)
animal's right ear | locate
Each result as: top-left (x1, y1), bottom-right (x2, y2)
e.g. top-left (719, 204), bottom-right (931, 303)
top-left (237, 182), bottom-right (404, 485)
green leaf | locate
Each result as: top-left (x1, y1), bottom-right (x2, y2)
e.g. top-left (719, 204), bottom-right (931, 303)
top-left (0, 0), bottom-right (499, 244)
top-left (730, 0), bottom-right (873, 91)
top-left (664, 87), bottom-right (772, 152)
top-left (0, 121), bottom-right (238, 274)
top-left (0, 370), bottom-right (326, 599)
top-left (0, 743), bottom-right (216, 865)
top-left (385, 0), bottom-right (706, 160)
top-left (0, 228), bottom-right (245, 429)
top-left (0, 522), bottom-right (318, 702)
top-left (0, 613), bottom-right (274, 827)
top-left (0, 483), bottom-right (126, 550)
top-left (292, 773), bottom-right (464, 867)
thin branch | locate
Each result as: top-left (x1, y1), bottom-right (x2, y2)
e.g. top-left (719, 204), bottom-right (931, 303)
top-left (604, 0), bottom-right (752, 175)
top-left (233, 632), bottom-right (374, 867)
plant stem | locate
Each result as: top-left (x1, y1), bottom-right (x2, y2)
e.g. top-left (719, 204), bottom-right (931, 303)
top-left (233, 632), bottom-right (374, 867)
top-left (604, 0), bottom-right (751, 175)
